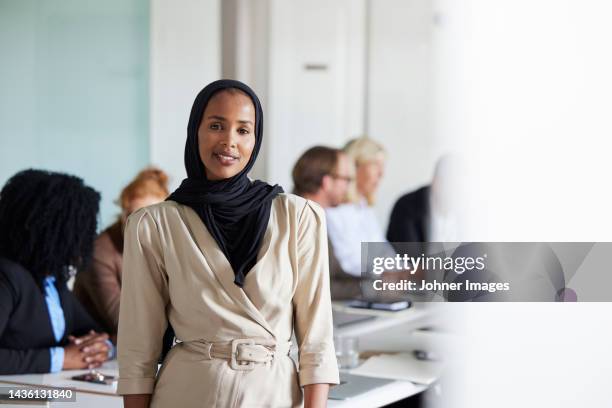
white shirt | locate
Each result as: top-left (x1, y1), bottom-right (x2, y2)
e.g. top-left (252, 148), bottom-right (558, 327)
top-left (325, 200), bottom-right (395, 277)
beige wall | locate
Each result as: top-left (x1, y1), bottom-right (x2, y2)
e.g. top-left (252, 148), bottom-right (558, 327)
top-left (222, 0), bottom-right (439, 230)
top-left (150, 0), bottom-right (221, 191)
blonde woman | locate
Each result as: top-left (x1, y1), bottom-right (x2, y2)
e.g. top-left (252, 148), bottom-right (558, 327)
top-left (325, 137), bottom-right (393, 277)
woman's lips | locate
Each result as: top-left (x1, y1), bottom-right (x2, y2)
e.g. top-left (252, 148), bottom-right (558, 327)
top-left (213, 152), bottom-right (239, 166)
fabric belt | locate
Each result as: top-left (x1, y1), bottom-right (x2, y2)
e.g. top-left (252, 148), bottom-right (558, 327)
top-left (176, 338), bottom-right (292, 371)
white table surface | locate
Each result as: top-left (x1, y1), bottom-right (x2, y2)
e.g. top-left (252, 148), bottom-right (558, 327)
top-left (0, 367), bottom-right (426, 408)
top-left (328, 302), bottom-right (443, 407)
top-left (333, 301), bottom-right (440, 337)
top-left (0, 304), bottom-right (441, 408)
top-left (0, 361), bottom-right (121, 407)
top-left (328, 377), bottom-right (426, 408)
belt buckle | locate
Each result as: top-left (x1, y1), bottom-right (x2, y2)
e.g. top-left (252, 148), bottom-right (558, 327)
top-left (230, 339), bottom-right (256, 371)
top-left (203, 342), bottom-right (213, 360)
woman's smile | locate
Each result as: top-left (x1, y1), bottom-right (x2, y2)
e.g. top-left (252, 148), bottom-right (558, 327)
top-left (213, 150), bottom-right (240, 166)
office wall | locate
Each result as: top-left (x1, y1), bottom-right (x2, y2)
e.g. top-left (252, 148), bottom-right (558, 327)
top-left (0, 0), bottom-right (150, 228)
top-left (368, 0), bottom-right (438, 228)
top-left (221, 0), bottom-right (271, 181)
top-left (0, 0), bottom-right (225, 227)
top-left (0, 0), bottom-right (437, 230)
top-left (222, 0), bottom-right (367, 189)
top-left (149, 0), bottom-right (221, 192)
top-left (223, 0), bottom-right (437, 231)
top-left (265, 0), bottom-right (366, 190)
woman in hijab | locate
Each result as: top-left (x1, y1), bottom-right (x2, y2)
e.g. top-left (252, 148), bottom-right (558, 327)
top-left (117, 80), bottom-right (339, 408)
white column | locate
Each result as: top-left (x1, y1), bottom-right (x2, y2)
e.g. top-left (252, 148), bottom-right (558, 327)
top-left (150, 0), bottom-right (221, 190)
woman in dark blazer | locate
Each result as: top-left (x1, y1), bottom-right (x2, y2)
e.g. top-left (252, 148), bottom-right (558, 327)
top-left (0, 169), bottom-right (112, 374)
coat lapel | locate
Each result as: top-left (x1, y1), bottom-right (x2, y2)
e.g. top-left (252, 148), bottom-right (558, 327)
top-left (177, 204), bottom-right (277, 338)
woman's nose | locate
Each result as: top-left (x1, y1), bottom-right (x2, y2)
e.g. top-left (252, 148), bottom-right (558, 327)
top-left (219, 130), bottom-right (237, 147)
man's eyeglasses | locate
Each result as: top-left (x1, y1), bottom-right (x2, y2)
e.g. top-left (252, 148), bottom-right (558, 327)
top-left (330, 174), bottom-right (354, 182)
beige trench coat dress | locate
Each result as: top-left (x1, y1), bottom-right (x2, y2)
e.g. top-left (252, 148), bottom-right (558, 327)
top-left (116, 194), bottom-right (340, 407)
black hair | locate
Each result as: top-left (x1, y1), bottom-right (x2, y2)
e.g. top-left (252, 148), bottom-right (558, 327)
top-left (0, 169), bottom-right (100, 289)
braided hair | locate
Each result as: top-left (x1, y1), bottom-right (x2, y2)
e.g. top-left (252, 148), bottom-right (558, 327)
top-left (0, 169), bottom-right (100, 289)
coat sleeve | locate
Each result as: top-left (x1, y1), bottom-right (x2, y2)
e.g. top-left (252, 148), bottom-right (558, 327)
top-left (292, 200), bottom-right (340, 387)
top-left (116, 209), bottom-right (169, 395)
top-left (0, 269), bottom-right (51, 374)
top-left (386, 199), bottom-right (403, 242)
top-left (81, 245), bottom-right (122, 334)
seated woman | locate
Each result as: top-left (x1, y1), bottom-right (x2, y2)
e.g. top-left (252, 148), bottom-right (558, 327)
top-left (74, 167), bottom-right (169, 341)
top-left (325, 137), bottom-right (396, 279)
top-left (0, 169), bottom-right (112, 374)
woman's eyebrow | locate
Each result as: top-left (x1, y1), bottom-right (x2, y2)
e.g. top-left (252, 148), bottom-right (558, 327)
top-left (206, 115), bottom-right (253, 125)
top-left (207, 115), bottom-right (227, 121)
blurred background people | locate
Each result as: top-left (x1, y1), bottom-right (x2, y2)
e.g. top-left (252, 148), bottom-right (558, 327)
top-left (74, 167), bottom-right (169, 341)
top-left (292, 145), bottom-right (360, 299)
top-left (1, 1), bottom-right (610, 406)
top-left (292, 146), bottom-right (352, 207)
top-left (325, 137), bottom-right (396, 278)
top-left (387, 155), bottom-right (462, 246)
top-left (387, 184), bottom-right (430, 243)
top-left (0, 169), bottom-right (112, 374)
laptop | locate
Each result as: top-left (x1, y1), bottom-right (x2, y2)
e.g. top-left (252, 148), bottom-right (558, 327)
top-left (328, 372), bottom-right (395, 400)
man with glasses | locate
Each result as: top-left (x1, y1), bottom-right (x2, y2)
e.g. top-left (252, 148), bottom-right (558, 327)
top-left (292, 146), bottom-right (361, 299)
top-left (292, 146), bottom-right (353, 208)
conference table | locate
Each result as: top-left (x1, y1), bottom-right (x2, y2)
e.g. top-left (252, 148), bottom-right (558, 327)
top-left (0, 303), bottom-right (440, 407)
top-left (0, 361), bottom-right (120, 407)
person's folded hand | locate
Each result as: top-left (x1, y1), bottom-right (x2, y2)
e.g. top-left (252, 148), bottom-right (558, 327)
top-left (63, 339), bottom-right (108, 370)
top-left (68, 329), bottom-right (109, 346)
top-left (65, 330), bottom-right (111, 369)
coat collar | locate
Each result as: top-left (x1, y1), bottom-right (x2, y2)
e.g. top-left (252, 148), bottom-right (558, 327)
top-left (176, 204), bottom-right (277, 339)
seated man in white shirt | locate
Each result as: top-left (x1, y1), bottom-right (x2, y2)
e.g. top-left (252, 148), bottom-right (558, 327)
top-left (292, 142), bottom-right (406, 300)
top-left (292, 146), bottom-right (360, 299)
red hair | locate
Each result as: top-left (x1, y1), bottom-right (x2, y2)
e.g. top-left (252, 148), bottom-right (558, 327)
top-left (118, 167), bottom-right (169, 211)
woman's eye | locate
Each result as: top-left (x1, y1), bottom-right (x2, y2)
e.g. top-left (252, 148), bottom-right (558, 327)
top-left (238, 128), bottom-right (250, 135)
top-left (209, 123), bottom-right (222, 130)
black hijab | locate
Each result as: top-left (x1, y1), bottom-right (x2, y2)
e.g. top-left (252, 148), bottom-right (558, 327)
top-left (167, 79), bottom-right (283, 287)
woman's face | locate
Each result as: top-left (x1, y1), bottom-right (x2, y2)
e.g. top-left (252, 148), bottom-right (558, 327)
top-left (356, 152), bottom-right (385, 197)
top-left (198, 90), bottom-right (256, 181)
